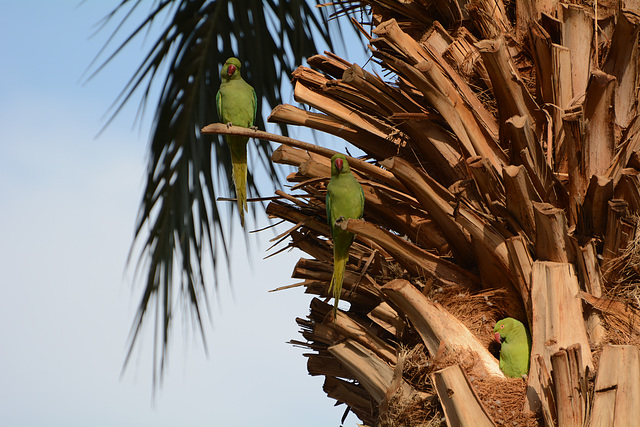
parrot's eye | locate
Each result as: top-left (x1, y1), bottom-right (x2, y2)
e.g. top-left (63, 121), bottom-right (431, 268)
top-left (500, 325), bottom-right (504, 329)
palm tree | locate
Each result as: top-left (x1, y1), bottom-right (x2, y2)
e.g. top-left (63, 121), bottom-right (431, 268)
top-left (90, 0), bottom-right (355, 386)
top-left (203, 0), bottom-right (640, 424)
top-left (98, 0), bottom-right (640, 423)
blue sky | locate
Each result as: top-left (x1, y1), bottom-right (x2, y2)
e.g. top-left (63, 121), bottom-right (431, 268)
top-left (0, 2), bottom-right (364, 426)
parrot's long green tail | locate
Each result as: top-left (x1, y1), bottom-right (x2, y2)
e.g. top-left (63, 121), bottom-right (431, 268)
top-left (329, 247), bottom-right (349, 317)
top-left (228, 138), bottom-right (248, 227)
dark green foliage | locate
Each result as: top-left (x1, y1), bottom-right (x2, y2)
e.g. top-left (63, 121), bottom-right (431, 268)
top-left (90, 0), bottom-right (348, 387)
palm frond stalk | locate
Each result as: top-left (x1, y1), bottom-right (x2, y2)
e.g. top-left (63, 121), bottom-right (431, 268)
top-left (206, 0), bottom-right (640, 424)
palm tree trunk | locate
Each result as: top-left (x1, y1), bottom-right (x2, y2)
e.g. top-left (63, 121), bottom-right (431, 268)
top-left (206, 1), bottom-right (640, 425)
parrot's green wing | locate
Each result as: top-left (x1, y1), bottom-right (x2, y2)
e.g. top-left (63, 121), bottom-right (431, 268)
top-left (326, 153), bottom-right (365, 318)
top-left (494, 318), bottom-right (531, 378)
top-left (216, 90), bottom-right (222, 122)
top-left (251, 87), bottom-right (257, 126)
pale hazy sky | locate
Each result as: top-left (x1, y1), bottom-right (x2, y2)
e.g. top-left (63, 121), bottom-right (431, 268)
top-left (0, 2), bottom-right (363, 426)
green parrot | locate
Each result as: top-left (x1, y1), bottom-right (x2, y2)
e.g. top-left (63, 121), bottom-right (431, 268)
top-left (493, 317), bottom-right (532, 378)
top-left (216, 57), bottom-right (257, 227)
top-left (326, 153), bottom-right (365, 317)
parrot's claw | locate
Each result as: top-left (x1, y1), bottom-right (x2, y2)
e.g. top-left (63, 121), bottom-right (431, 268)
top-left (226, 122), bottom-right (233, 128)
top-left (250, 125), bottom-right (258, 131)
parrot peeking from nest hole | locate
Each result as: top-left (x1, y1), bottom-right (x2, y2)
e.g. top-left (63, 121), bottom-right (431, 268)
top-left (326, 153), bottom-right (365, 318)
top-left (216, 57), bottom-right (257, 227)
top-left (494, 317), bottom-right (532, 378)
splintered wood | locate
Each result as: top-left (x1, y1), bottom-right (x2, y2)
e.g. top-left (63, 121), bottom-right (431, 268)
top-left (591, 345), bottom-right (640, 425)
top-left (432, 364), bottom-right (496, 427)
top-left (201, 0), bottom-right (640, 425)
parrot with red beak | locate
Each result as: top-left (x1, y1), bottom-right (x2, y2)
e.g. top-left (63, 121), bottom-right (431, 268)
top-left (216, 57), bottom-right (257, 227)
top-left (326, 153), bottom-right (365, 317)
top-left (493, 317), bottom-right (531, 378)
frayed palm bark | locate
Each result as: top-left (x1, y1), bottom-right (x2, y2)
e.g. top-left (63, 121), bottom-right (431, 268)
top-left (530, 262), bottom-right (594, 370)
top-left (583, 175), bottom-right (614, 237)
top-left (528, 262), bottom-right (594, 413)
top-left (561, 4), bottom-right (595, 100)
top-left (468, 0), bottom-right (511, 39)
top-left (328, 339), bottom-right (419, 404)
top-left (504, 164), bottom-right (540, 239)
top-left (591, 345), bottom-right (640, 425)
top-left (602, 11), bottom-right (640, 128)
top-left (603, 199), bottom-right (632, 259)
top-left (614, 169), bottom-right (640, 214)
top-left (380, 156), bottom-right (476, 265)
top-left (533, 202), bottom-right (574, 263)
top-left (532, 353), bottom-right (556, 426)
top-left (432, 364), bottom-right (497, 426)
top-left (323, 376), bottom-right (375, 425)
top-left (201, 1), bottom-right (640, 424)
top-left (534, 344), bottom-right (589, 426)
top-left (338, 218), bottom-right (479, 289)
top-left (573, 238), bottom-right (606, 345)
top-left (607, 118), bottom-right (640, 182)
top-left (506, 235), bottom-right (534, 323)
top-left (382, 279), bottom-right (504, 378)
top-left (580, 292), bottom-right (640, 338)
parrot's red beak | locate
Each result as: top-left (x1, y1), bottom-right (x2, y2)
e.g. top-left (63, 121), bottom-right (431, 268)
top-left (494, 332), bottom-right (502, 344)
top-left (335, 158), bottom-right (343, 171)
top-left (227, 64), bottom-right (236, 76)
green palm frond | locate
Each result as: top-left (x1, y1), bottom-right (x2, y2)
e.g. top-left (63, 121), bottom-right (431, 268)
top-left (89, 0), bottom-right (349, 387)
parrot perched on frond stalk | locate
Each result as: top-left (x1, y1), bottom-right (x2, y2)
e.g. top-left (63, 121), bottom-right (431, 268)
top-left (494, 317), bottom-right (532, 378)
top-left (326, 153), bottom-right (365, 318)
top-left (216, 57), bottom-right (257, 227)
